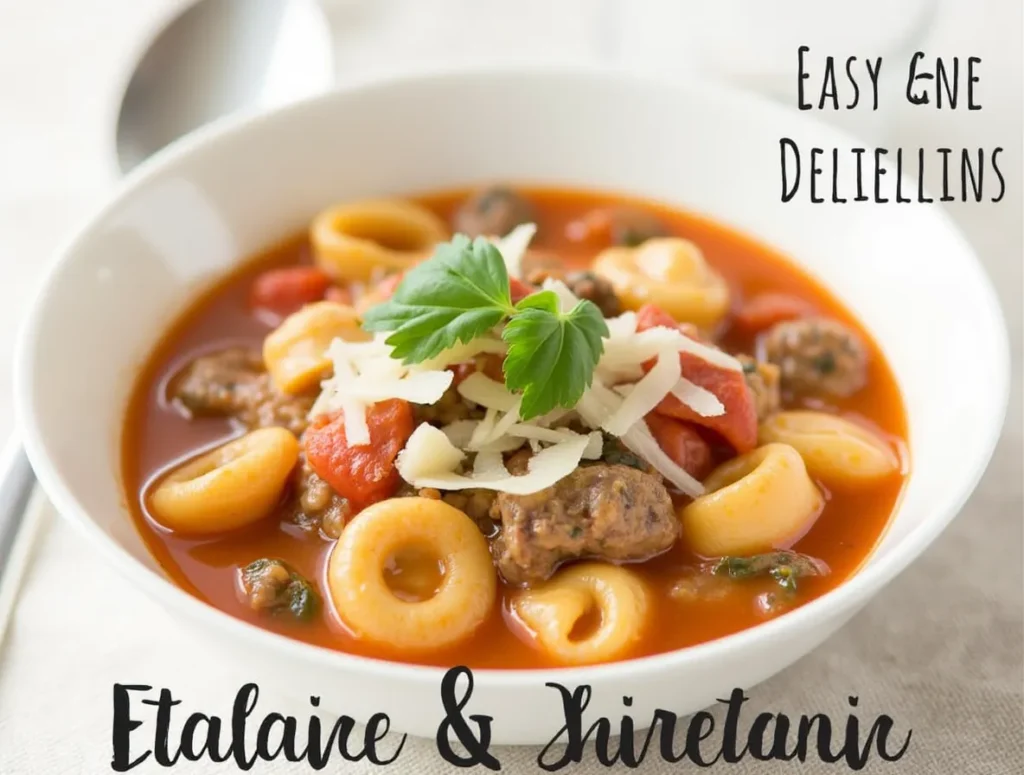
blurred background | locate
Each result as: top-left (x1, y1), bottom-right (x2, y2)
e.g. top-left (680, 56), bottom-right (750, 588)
top-left (0, 0), bottom-right (1019, 442)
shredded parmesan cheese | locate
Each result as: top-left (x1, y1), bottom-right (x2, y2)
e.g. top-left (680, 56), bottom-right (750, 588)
top-left (576, 378), bottom-right (624, 431)
top-left (621, 420), bottom-right (705, 497)
top-left (456, 373), bottom-right (519, 412)
top-left (478, 399), bottom-right (522, 448)
top-left (472, 449), bottom-right (508, 478)
top-left (396, 423), bottom-right (592, 495)
top-left (396, 423), bottom-right (465, 479)
top-left (541, 278), bottom-right (581, 312)
top-left (468, 408), bottom-right (499, 450)
top-left (506, 424), bottom-right (578, 444)
top-left (310, 335), bottom-right (456, 446)
top-left (341, 400), bottom-right (370, 446)
top-left (479, 436), bottom-right (528, 453)
top-left (311, 260), bottom-right (735, 482)
top-left (440, 419), bottom-right (479, 448)
top-left (493, 223), bottom-right (537, 279)
top-left (603, 348), bottom-right (682, 436)
top-left (604, 311), bottom-right (638, 339)
top-left (341, 370), bottom-right (453, 404)
top-left (417, 336), bottom-right (506, 371)
top-left (600, 325), bottom-right (741, 374)
top-left (670, 377), bottom-right (725, 417)
top-left (575, 372), bottom-right (705, 497)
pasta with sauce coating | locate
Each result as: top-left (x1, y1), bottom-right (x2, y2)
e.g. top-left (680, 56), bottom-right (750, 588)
top-left (121, 183), bottom-right (911, 670)
top-left (149, 428), bottom-right (299, 535)
top-left (311, 199), bottom-right (449, 282)
top-left (327, 497), bottom-right (496, 650)
top-left (512, 562), bottom-right (649, 665)
top-left (758, 410), bottom-right (900, 488)
top-left (592, 237), bottom-right (730, 329)
top-left (681, 443), bottom-right (823, 557)
top-left (263, 301), bottom-right (369, 395)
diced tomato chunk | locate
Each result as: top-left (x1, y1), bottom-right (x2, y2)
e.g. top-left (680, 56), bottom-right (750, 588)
top-left (733, 293), bottom-right (816, 334)
top-left (376, 272), bottom-right (404, 301)
top-left (324, 285), bottom-right (353, 305)
top-left (481, 353), bottom-right (505, 381)
top-left (509, 276), bottom-right (534, 303)
top-left (250, 267), bottom-right (332, 317)
top-left (303, 400), bottom-right (414, 507)
top-left (450, 362), bottom-right (477, 387)
top-left (449, 353), bottom-right (505, 386)
top-left (634, 303), bottom-right (699, 340)
top-left (565, 208), bottom-right (613, 246)
top-left (645, 413), bottom-right (714, 480)
top-left (636, 303), bottom-right (758, 453)
top-left (656, 356), bottom-right (758, 453)
top-left (635, 303), bottom-right (680, 332)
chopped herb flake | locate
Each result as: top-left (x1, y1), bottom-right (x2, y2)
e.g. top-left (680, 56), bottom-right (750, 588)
top-left (710, 550), bottom-right (829, 593)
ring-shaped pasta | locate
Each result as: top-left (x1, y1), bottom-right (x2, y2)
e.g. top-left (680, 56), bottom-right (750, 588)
top-left (681, 443), bottom-right (823, 557)
top-left (311, 199), bottom-right (449, 282)
top-left (592, 237), bottom-right (730, 329)
top-left (758, 410), bottom-right (900, 488)
top-left (327, 497), bottom-right (496, 650)
top-left (511, 562), bottom-right (649, 665)
top-left (149, 428), bottom-right (299, 535)
top-left (263, 301), bottom-right (369, 394)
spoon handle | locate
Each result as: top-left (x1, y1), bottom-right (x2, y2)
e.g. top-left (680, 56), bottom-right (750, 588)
top-left (0, 437), bottom-right (38, 644)
top-left (0, 438), bottom-right (34, 571)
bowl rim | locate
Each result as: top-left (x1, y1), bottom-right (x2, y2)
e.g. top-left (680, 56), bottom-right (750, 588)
top-left (14, 63), bottom-right (1012, 688)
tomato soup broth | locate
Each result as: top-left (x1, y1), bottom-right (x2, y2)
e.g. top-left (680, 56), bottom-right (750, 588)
top-left (122, 187), bottom-right (907, 669)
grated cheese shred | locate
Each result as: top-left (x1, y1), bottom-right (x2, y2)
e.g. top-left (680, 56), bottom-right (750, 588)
top-left (310, 279), bottom-right (737, 492)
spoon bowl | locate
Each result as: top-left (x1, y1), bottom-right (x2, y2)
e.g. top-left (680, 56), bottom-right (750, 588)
top-left (114, 0), bottom-right (334, 174)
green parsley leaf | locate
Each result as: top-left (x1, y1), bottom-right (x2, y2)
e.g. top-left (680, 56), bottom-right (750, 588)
top-left (360, 233), bottom-right (609, 418)
top-left (502, 298), bottom-right (608, 420)
top-left (514, 289), bottom-right (560, 314)
top-left (361, 235), bottom-right (514, 363)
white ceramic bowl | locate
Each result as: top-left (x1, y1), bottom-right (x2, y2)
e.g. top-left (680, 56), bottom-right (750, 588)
top-left (15, 67), bottom-right (1009, 744)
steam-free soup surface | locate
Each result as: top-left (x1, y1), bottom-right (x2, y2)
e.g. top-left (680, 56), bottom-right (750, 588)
top-left (123, 187), bottom-right (907, 668)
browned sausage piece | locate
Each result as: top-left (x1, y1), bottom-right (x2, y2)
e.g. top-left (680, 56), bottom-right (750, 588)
top-left (490, 462), bottom-right (678, 586)
top-left (525, 268), bottom-right (622, 317)
top-left (238, 558), bottom-right (318, 619)
top-left (287, 457), bottom-right (352, 537)
top-left (607, 206), bottom-right (670, 247)
top-left (170, 347), bottom-right (314, 435)
top-left (737, 354), bottom-right (782, 421)
top-left (454, 186), bottom-right (535, 238)
top-left (759, 317), bottom-right (868, 398)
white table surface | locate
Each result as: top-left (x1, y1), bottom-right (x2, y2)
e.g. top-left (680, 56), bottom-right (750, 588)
top-left (0, 0), bottom-right (1020, 772)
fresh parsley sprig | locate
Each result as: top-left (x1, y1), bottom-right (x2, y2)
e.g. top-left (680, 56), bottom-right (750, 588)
top-left (361, 234), bottom-right (609, 420)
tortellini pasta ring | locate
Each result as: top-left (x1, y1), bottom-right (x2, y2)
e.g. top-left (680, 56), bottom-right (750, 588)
top-left (592, 237), bottom-right (730, 329)
top-left (262, 300), bottom-right (369, 394)
top-left (327, 497), bottom-right (496, 651)
top-left (681, 443), bottom-right (824, 557)
top-left (511, 562), bottom-right (649, 666)
top-left (758, 410), bottom-right (900, 488)
top-left (148, 428), bottom-right (299, 535)
top-left (311, 199), bottom-right (450, 282)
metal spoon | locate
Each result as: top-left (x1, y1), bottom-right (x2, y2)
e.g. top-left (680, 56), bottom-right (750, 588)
top-left (116, 0), bottom-right (334, 173)
top-left (0, 0), bottom-right (334, 628)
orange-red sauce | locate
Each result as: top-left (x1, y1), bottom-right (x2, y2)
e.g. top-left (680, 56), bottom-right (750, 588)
top-left (121, 187), bottom-right (908, 668)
